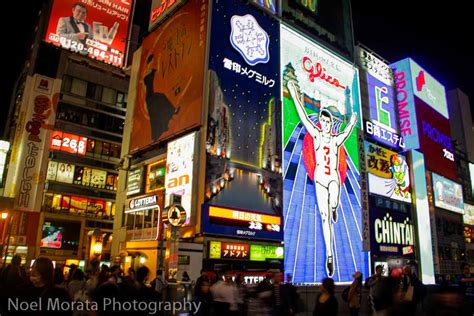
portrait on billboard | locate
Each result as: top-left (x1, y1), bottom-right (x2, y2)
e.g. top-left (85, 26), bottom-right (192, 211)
top-left (281, 25), bottom-right (368, 282)
top-left (203, 0), bottom-right (282, 223)
top-left (56, 162), bottom-right (75, 184)
top-left (44, 0), bottom-right (132, 67)
top-left (130, 0), bottom-right (208, 153)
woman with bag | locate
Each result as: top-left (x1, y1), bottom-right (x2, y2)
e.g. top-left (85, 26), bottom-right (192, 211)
top-left (399, 266), bottom-right (425, 316)
top-left (348, 272), bottom-right (362, 316)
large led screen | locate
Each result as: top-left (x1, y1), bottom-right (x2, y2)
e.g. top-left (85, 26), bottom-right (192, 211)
top-left (40, 220), bottom-right (81, 251)
top-left (44, 0), bottom-right (133, 67)
top-left (281, 24), bottom-right (368, 283)
top-left (130, 0), bottom-right (208, 152)
top-left (203, 1), bottom-right (282, 231)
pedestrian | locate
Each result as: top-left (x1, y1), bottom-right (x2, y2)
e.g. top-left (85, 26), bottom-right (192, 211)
top-left (210, 272), bottom-right (237, 314)
top-left (68, 268), bottom-right (86, 299)
top-left (282, 274), bottom-right (300, 315)
top-left (365, 264), bottom-right (390, 315)
top-left (151, 269), bottom-right (168, 301)
top-left (196, 269), bottom-right (209, 284)
top-left (192, 279), bottom-right (212, 316)
top-left (348, 271), bottom-right (363, 316)
top-left (182, 271), bottom-right (191, 282)
top-left (399, 265), bottom-right (426, 316)
top-left (0, 255), bottom-right (26, 289)
top-left (313, 277), bottom-right (338, 316)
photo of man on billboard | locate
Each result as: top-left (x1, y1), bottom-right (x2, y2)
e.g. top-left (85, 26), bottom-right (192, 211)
top-left (56, 3), bottom-right (92, 49)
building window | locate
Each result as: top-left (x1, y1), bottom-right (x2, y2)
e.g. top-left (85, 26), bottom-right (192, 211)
top-left (102, 87), bottom-right (116, 105)
top-left (71, 78), bottom-right (87, 96)
top-left (62, 75), bottom-right (72, 92)
top-left (126, 208), bottom-right (160, 240)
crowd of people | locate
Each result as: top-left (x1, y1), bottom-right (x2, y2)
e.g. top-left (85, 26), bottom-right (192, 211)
top-left (0, 255), bottom-right (473, 315)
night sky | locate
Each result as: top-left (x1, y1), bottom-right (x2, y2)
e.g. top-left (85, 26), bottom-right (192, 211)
top-left (1, 0), bottom-right (473, 137)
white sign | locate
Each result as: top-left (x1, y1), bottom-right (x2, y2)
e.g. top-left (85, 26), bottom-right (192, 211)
top-left (128, 194), bottom-right (158, 211)
top-left (0, 141), bottom-right (10, 185)
top-left (356, 46), bottom-right (393, 85)
top-left (4, 75), bottom-right (61, 212)
top-left (230, 14), bottom-right (270, 66)
top-left (165, 132), bottom-right (196, 224)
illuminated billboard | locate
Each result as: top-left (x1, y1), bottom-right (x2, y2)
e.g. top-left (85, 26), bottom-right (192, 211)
top-left (149, 0), bottom-right (186, 31)
top-left (365, 142), bottom-right (411, 203)
top-left (470, 163), bottom-right (474, 198)
top-left (44, 0), bottom-right (133, 67)
top-left (4, 75), bottom-right (61, 213)
top-left (251, 0), bottom-right (277, 14)
top-left (208, 241), bottom-right (250, 260)
top-left (464, 203), bottom-right (474, 226)
top-left (416, 98), bottom-right (456, 180)
top-left (432, 172), bottom-right (464, 214)
top-left (41, 220), bottom-right (81, 251)
top-left (165, 133), bottom-right (196, 224)
top-left (250, 244), bottom-right (284, 261)
top-left (369, 200), bottom-right (415, 257)
top-left (127, 168), bottom-right (143, 196)
top-left (50, 131), bottom-right (88, 155)
top-left (281, 0), bottom-right (354, 57)
top-left (281, 24), bottom-right (368, 283)
top-left (202, 205), bottom-right (282, 241)
top-left (204, 1), bottom-right (282, 220)
top-left (130, 0), bottom-right (208, 152)
top-left (0, 141), bottom-right (10, 186)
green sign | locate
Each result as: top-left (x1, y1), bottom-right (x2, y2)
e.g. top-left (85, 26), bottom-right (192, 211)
top-left (250, 245), bottom-right (284, 261)
top-left (209, 241), bottom-right (221, 259)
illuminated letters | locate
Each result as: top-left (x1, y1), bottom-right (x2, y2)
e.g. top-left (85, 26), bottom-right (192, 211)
top-left (374, 213), bottom-right (414, 245)
top-left (393, 69), bottom-right (412, 136)
top-left (167, 174), bottom-right (190, 188)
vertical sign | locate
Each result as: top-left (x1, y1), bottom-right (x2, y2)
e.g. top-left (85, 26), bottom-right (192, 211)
top-left (165, 132), bottom-right (196, 224)
top-left (359, 131), bottom-right (370, 251)
top-left (4, 75), bottom-right (61, 212)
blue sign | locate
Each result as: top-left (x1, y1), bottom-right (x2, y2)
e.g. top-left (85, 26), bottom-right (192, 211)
top-left (204, 1), bottom-right (282, 228)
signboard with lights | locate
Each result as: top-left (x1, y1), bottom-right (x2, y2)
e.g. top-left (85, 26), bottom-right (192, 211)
top-left (281, 24), bottom-right (368, 283)
top-left (50, 131), bottom-right (88, 155)
top-left (44, 0), bottom-right (133, 67)
top-left (204, 0), bottom-right (282, 222)
top-left (464, 203), bottom-right (474, 226)
top-left (127, 168), bottom-right (143, 196)
top-left (202, 205), bottom-right (282, 241)
top-left (149, 0), bottom-right (186, 31)
top-left (365, 142), bottom-right (411, 203)
top-left (0, 141), bottom-right (9, 186)
top-left (432, 172), bottom-right (464, 214)
top-left (250, 244), bottom-right (284, 261)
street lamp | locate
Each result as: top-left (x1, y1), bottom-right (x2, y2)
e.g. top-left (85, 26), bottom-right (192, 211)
top-left (1, 212), bottom-right (7, 220)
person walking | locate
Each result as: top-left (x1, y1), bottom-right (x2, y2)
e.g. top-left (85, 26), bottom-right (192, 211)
top-left (348, 272), bottom-right (363, 316)
top-left (399, 266), bottom-right (426, 316)
top-left (313, 278), bottom-right (338, 316)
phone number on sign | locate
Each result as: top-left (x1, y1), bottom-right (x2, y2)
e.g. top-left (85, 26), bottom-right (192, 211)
top-left (48, 33), bottom-right (123, 67)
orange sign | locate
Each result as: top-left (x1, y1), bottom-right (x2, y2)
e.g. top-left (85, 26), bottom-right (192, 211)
top-left (208, 206), bottom-right (281, 225)
top-left (130, 0), bottom-right (208, 153)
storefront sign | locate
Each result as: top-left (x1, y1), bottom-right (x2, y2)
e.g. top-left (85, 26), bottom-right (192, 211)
top-left (432, 172), bottom-right (464, 214)
top-left (127, 168), bottom-right (143, 196)
top-left (202, 205), bottom-right (283, 241)
top-left (149, 0), bottom-right (186, 31)
top-left (50, 130), bottom-right (88, 155)
top-left (250, 244), bottom-right (284, 261)
top-left (221, 242), bottom-right (249, 259)
top-left (0, 141), bottom-right (10, 186)
top-left (464, 203), bottom-right (474, 226)
top-left (127, 194), bottom-right (158, 212)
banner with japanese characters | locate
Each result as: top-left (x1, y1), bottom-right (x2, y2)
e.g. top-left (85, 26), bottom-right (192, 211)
top-left (203, 0), bottom-right (282, 237)
top-left (365, 141), bottom-right (412, 203)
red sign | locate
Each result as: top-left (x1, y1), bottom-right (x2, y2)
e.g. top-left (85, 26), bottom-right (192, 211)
top-left (149, 0), bottom-right (186, 31)
top-left (221, 242), bottom-right (250, 259)
top-left (44, 0), bottom-right (133, 67)
top-left (50, 131), bottom-right (87, 155)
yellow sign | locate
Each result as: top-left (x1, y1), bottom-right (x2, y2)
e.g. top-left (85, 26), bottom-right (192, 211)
top-left (364, 142), bottom-right (398, 179)
top-left (209, 206), bottom-right (281, 225)
top-left (209, 241), bottom-right (221, 259)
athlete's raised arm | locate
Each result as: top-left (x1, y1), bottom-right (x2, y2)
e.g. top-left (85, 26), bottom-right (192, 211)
top-left (335, 112), bottom-right (357, 146)
top-left (287, 80), bottom-right (319, 141)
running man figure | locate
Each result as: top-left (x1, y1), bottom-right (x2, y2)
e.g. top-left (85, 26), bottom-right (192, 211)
top-left (287, 80), bottom-right (357, 277)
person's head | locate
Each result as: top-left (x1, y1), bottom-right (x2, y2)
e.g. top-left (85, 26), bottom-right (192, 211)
top-left (200, 269), bottom-right (206, 277)
top-left (183, 271), bottom-right (189, 276)
top-left (320, 278), bottom-right (335, 296)
top-left (110, 265), bottom-right (122, 277)
top-left (375, 265), bottom-right (383, 276)
top-left (59, 163), bottom-right (65, 172)
top-left (319, 110), bottom-right (333, 134)
top-left (353, 271), bottom-right (363, 285)
top-left (11, 255), bottom-right (21, 266)
top-left (72, 3), bottom-right (87, 22)
top-left (31, 257), bottom-right (54, 288)
top-left (461, 263), bottom-right (470, 275)
top-left (136, 266), bottom-right (150, 283)
top-left (286, 274), bottom-right (293, 283)
top-left (72, 268), bottom-right (85, 281)
top-left (195, 280), bottom-right (210, 297)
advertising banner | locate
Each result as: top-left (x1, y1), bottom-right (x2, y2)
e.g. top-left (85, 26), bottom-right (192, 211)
top-left (465, 203), bottom-right (474, 226)
top-left (130, 0), bottom-right (208, 152)
top-left (165, 133), bottom-right (196, 224)
top-left (204, 1), bottom-right (282, 223)
top-left (44, 0), bottom-right (133, 67)
top-left (365, 142), bottom-right (411, 203)
top-left (56, 162), bottom-right (75, 184)
top-left (250, 244), bottom-right (284, 261)
top-left (127, 168), bottom-right (143, 196)
top-left (201, 204), bottom-right (283, 241)
top-left (0, 141), bottom-right (9, 186)
top-left (4, 75), bottom-right (61, 212)
top-left (416, 98), bottom-right (456, 180)
top-left (50, 130), bottom-right (88, 156)
top-left (40, 220), bottom-right (81, 250)
top-left (432, 172), bottom-right (464, 214)
top-left (281, 24), bottom-right (368, 283)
